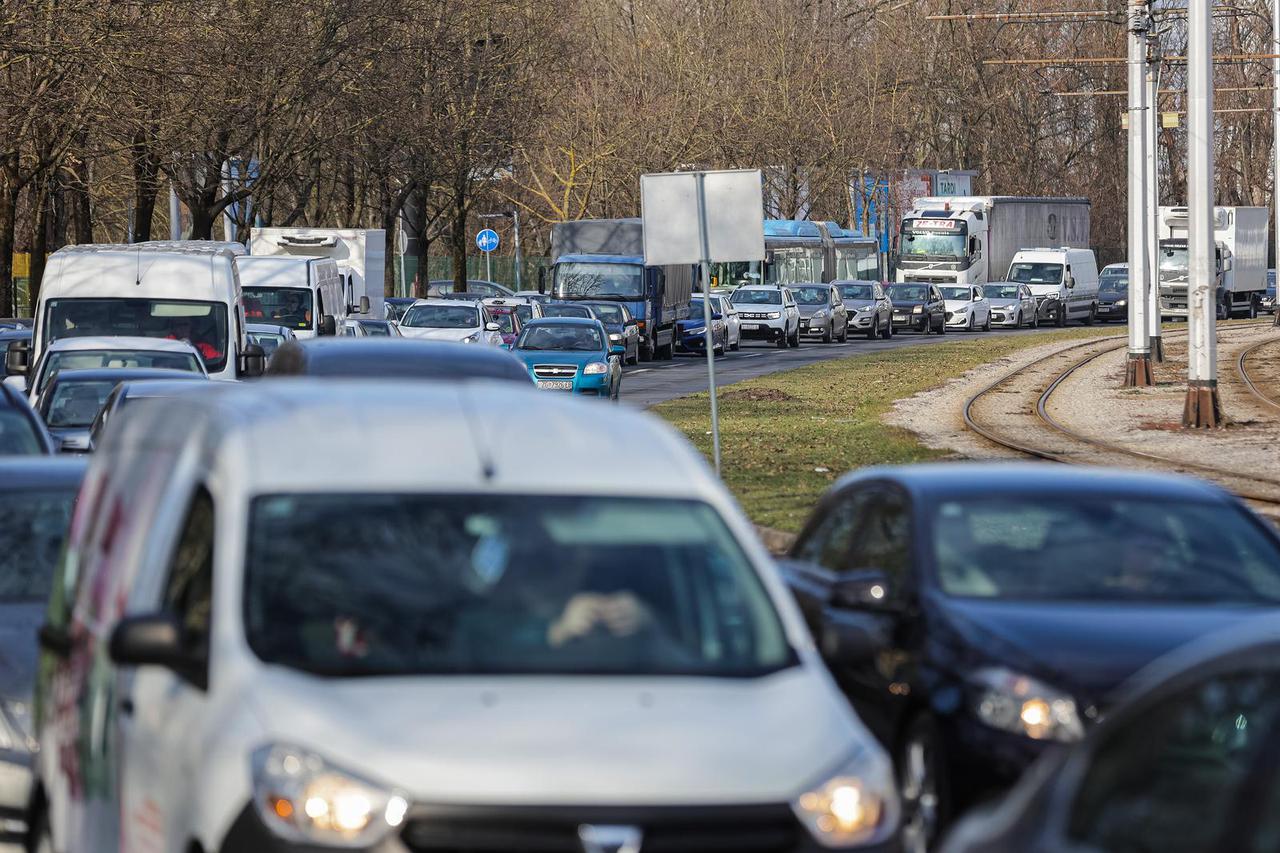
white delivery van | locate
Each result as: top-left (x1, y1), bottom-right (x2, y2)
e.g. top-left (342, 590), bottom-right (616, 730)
top-left (31, 381), bottom-right (900, 853)
top-left (237, 255), bottom-right (349, 339)
top-left (7, 242), bottom-right (264, 382)
top-left (250, 228), bottom-right (386, 320)
top-left (1006, 247), bottom-right (1100, 326)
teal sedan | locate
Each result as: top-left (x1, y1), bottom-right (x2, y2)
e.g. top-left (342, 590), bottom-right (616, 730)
top-left (513, 317), bottom-right (622, 400)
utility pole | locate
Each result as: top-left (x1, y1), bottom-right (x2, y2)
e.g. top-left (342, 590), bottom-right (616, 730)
top-left (1146, 30), bottom-right (1165, 362)
top-left (1126, 0), bottom-right (1155, 387)
top-left (1274, 0), bottom-right (1280, 327)
top-left (512, 210), bottom-right (524, 292)
top-left (1184, 0), bottom-right (1222, 427)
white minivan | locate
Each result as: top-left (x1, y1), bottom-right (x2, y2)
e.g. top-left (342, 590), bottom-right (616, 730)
top-left (1006, 247), bottom-right (1100, 327)
top-left (238, 255), bottom-right (352, 339)
top-left (31, 382), bottom-right (900, 853)
top-left (6, 242), bottom-right (264, 383)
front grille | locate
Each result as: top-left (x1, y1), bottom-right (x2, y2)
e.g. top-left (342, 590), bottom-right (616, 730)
top-left (739, 312), bottom-right (776, 320)
top-left (400, 804), bottom-right (801, 853)
top-left (905, 275), bottom-right (949, 284)
top-left (533, 364), bottom-right (578, 379)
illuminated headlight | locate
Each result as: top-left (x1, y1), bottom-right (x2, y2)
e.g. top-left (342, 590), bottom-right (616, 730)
top-left (912, 305), bottom-right (924, 314)
top-left (583, 361), bottom-right (609, 375)
top-left (792, 747), bottom-right (899, 848)
top-left (970, 667), bottom-right (1084, 742)
top-left (252, 744), bottom-right (408, 847)
top-left (812, 310), bottom-right (827, 320)
top-left (1115, 299), bottom-right (1127, 307)
top-left (767, 312), bottom-right (782, 320)
top-left (608, 333), bottom-right (622, 341)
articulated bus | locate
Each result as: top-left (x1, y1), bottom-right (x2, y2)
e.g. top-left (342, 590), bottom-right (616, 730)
top-left (709, 219), bottom-right (881, 290)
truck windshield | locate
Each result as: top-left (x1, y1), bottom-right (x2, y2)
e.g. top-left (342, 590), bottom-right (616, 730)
top-left (1008, 263), bottom-right (1064, 284)
top-left (243, 494), bottom-right (794, 677)
top-left (1159, 247), bottom-right (1189, 275)
top-left (45, 299), bottom-right (229, 373)
top-left (243, 287), bottom-right (313, 331)
top-left (554, 262), bottom-right (644, 300)
top-left (900, 232), bottom-right (966, 258)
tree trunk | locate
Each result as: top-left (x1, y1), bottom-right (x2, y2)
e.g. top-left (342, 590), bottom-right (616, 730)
top-left (0, 161), bottom-right (19, 317)
top-left (69, 160), bottom-right (93, 244)
top-left (451, 182), bottom-right (467, 292)
top-left (132, 135), bottom-right (161, 242)
top-left (29, 177), bottom-right (52, 309)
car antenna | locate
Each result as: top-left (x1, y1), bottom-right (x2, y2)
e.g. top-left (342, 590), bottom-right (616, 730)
top-left (457, 386), bottom-right (498, 481)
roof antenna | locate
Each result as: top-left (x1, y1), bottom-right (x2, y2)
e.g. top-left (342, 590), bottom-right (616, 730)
top-left (457, 387), bottom-right (498, 481)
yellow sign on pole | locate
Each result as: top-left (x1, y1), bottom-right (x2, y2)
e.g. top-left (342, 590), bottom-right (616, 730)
top-left (12, 253), bottom-right (30, 278)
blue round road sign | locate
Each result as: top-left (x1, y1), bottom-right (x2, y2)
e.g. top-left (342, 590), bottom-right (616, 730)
top-left (476, 228), bottom-right (500, 252)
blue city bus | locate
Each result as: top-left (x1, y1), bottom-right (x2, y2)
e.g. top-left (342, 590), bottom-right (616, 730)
top-left (710, 219), bottom-right (881, 289)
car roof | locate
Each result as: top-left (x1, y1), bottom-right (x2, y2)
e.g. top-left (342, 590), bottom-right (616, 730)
top-left (246, 323), bottom-right (293, 334)
top-left (45, 367), bottom-right (201, 385)
top-left (110, 381), bottom-right (711, 499)
top-left (409, 298), bottom-right (483, 308)
top-left (118, 378), bottom-right (214, 399)
top-left (266, 338), bottom-right (530, 383)
top-left (734, 283), bottom-right (786, 291)
top-left (45, 336), bottom-right (201, 354)
top-left (0, 456), bottom-right (87, 490)
top-left (835, 462), bottom-right (1230, 503)
top-left (524, 317), bottom-right (600, 327)
top-left (385, 297), bottom-right (417, 304)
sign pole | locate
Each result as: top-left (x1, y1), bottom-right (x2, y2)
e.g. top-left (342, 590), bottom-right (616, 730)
top-left (696, 173), bottom-right (722, 475)
top-left (512, 211), bottom-right (524, 292)
top-left (486, 248), bottom-right (492, 284)
top-left (1184, 0), bottom-right (1222, 427)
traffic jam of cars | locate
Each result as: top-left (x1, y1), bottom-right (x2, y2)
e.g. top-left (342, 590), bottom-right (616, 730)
top-left (0, 213), bottom-right (1275, 853)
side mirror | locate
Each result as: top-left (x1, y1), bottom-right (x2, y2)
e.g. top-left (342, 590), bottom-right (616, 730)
top-left (485, 322), bottom-right (502, 332)
top-left (239, 342), bottom-right (267, 378)
top-left (109, 613), bottom-right (191, 670)
top-left (1066, 276), bottom-right (1076, 289)
top-left (5, 338), bottom-right (30, 376)
top-left (1221, 256), bottom-right (1234, 273)
top-left (354, 295), bottom-right (371, 314)
top-left (712, 313), bottom-right (723, 320)
top-left (320, 315), bottom-right (337, 336)
top-left (538, 268), bottom-right (547, 294)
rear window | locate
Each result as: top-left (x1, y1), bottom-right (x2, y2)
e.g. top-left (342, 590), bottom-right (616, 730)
top-left (0, 410), bottom-right (43, 455)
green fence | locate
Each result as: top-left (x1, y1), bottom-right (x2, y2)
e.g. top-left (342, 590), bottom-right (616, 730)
top-left (390, 256), bottom-right (550, 297)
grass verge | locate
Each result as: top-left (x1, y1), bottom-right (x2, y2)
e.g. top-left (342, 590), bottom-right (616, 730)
top-left (653, 328), bottom-right (1116, 532)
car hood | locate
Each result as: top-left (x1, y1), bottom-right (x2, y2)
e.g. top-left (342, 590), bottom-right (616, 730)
top-left (246, 667), bottom-right (860, 805)
top-left (936, 595), bottom-right (1261, 700)
top-left (0, 602), bottom-right (43, 703)
top-left (796, 305), bottom-right (827, 317)
top-left (1098, 292), bottom-right (1125, 304)
top-left (944, 300), bottom-right (973, 312)
top-left (513, 350), bottom-right (601, 367)
top-left (398, 327), bottom-right (479, 342)
top-left (843, 299), bottom-right (876, 311)
top-left (1024, 283), bottom-right (1066, 297)
top-left (890, 300), bottom-right (924, 310)
top-left (987, 298), bottom-right (1020, 308)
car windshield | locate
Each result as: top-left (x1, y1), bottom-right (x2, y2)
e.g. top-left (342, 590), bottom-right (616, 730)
top-left (0, 488), bottom-right (77, 601)
top-left (1008, 263), bottom-right (1064, 284)
top-left (554, 262), bottom-right (644, 300)
top-left (489, 312), bottom-right (516, 335)
top-left (518, 325), bottom-right (603, 352)
top-left (542, 304), bottom-right (593, 319)
top-left (402, 304), bottom-right (480, 329)
top-left (730, 289), bottom-right (781, 306)
top-left (44, 379), bottom-right (118, 428)
top-left (940, 287), bottom-right (972, 301)
top-left (243, 287), bottom-right (313, 331)
top-left (39, 350), bottom-right (203, 393)
top-left (793, 286), bottom-right (829, 305)
top-left (247, 332), bottom-right (286, 357)
top-left (514, 304), bottom-right (535, 323)
top-left (983, 285), bottom-right (1021, 299)
top-left (900, 232), bottom-right (966, 258)
top-left (1100, 279), bottom-right (1128, 294)
top-left (244, 494), bottom-right (793, 677)
top-left (386, 302), bottom-right (411, 322)
top-left (838, 283), bottom-right (875, 300)
top-left (887, 285), bottom-right (928, 301)
top-left (0, 410), bottom-right (43, 455)
top-left (45, 299), bottom-right (229, 373)
top-left (587, 304), bottom-right (625, 323)
top-left (358, 321), bottom-right (391, 337)
top-left (931, 495), bottom-right (1280, 604)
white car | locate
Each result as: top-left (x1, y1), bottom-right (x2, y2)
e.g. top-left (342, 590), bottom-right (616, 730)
top-left (941, 285), bottom-right (992, 332)
top-left (397, 298), bottom-right (504, 346)
top-left (33, 381), bottom-right (900, 853)
top-left (711, 293), bottom-right (742, 350)
top-left (24, 335), bottom-right (208, 402)
top-left (728, 284), bottom-right (801, 349)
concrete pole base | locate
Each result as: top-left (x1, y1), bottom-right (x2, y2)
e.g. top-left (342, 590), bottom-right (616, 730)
top-left (1125, 353), bottom-right (1155, 387)
top-left (1182, 380), bottom-right (1223, 428)
top-left (1150, 335), bottom-right (1164, 362)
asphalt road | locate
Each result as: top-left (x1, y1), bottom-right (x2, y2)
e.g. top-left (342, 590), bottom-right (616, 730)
top-left (621, 324), bottom-right (1086, 408)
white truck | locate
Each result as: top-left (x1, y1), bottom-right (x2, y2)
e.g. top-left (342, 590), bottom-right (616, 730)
top-left (1156, 206), bottom-right (1268, 319)
top-left (896, 196), bottom-right (1091, 287)
top-left (249, 228), bottom-right (386, 320)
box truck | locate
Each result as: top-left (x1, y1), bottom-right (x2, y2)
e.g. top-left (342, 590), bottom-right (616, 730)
top-left (896, 196), bottom-right (1091, 287)
top-left (547, 218), bottom-right (693, 361)
top-left (250, 228), bottom-right (386, 320)
top-left (1156, 206), bottom-right (1268, 319)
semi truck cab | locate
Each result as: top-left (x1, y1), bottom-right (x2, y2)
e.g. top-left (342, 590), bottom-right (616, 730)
top-left (896, 202), bottom-right (986, 286)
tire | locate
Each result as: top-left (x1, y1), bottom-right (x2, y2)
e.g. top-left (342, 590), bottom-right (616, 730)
top-left (1084, 304), bottom-right (1096, 326)
top-left (789, 324), bottom-right (800, 348)
top-left (730, 333), bottom-right (740, 351)
top-left (1014, 310), bottom-right (1023, 329)
top-left (898, 715), bottom-right (951, 853)
top-left (822, 320), bottom-right (832, 344)
top-left (936, 315), bottom-right (945, 335)
top-left (776, 329), bottom-right (788, 349)
top-left (881, 315), bottom-right (893, 339)
top-left (966, 313), bottom-right (974, 332)
top-left (866, 317), bottom-right (878, 340)
top-left (640, 336), bottom-right (655, 362)
top-left (1250, 299), bottom-right (1259, 320)
top-left (838, 318), bottom-right (849, 343)
top-left (983, 312), bottom-right (991, 332)
top-left (1056, 304), bottom-right (1067, 327)
top-left (1032, 310), bottom-right (1040, 329)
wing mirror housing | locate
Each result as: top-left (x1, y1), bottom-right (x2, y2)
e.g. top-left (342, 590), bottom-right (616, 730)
top-left (5, 338), bottom-right (30, 376)
top-left (320, 315), bottom-right (337, 337)
top-left (239, 342), bottom-right (267, 378)
top-left (110, 614), bottom-right (192, 669)
top-left (485, 322), bottom-right (502, 332)
top-left (351, 295), bottom-right (371, 314)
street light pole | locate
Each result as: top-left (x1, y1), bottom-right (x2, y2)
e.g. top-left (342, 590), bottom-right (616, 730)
top-left (1183, 0), bottom-right (1222, 427)
top-left (1125, 0), bottom-right (1154, 387)
top-left (1146, 30), bottom-right (1165, 362)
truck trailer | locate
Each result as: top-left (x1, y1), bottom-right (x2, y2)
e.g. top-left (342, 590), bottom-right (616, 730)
top-left (250, 228), bottom-right (386, 320)
top-left (548, 218), bottom-right (693, 361)
top-left (1156, 206), bottom-right (1268, 319)
top-left (896, 196), bottom-right (1091, 287)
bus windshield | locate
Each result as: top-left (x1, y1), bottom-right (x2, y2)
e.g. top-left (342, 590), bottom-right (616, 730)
top-left (44, 299), bottom-right (230, 373)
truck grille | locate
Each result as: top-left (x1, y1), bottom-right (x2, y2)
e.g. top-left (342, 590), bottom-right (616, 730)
top-left (532, 364), bottom-right (578, 379)
top-left (905, 275), bottom-right (949, 284)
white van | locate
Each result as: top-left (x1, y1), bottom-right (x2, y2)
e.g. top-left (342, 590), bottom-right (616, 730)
top-left (250, 227), bottom-right (386, 321)
top-left (31, 381), bottom-right (899, 853)
top-left (8, 242), bottom-right (264, 382)
top-left (238, 255), bottom-right (351, 339)
top-left (1006, 247), bottom-right (1100, 326)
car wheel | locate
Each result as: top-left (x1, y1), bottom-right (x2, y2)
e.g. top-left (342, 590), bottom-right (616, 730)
top-left (1084, 304), bottom-right (1096, 326)
top-left (789, 325), bottom-right (800, 348)
top-left (1032, 310), bottom-right (1040, 329)
top-left (1056, 305), bottom-right (1067, 327)
top-left (983, 312), bottom-right (991, 332)
top-left (1014, 310), bottom-right (1022, 328)
top-left (1250, 298), bottom-right (1258, 320)
top-left (936, 315), bottom-right (945, 335)
top-left (641, 336), bottom-right (655, 362)
top-left (730, 332), bottom-right (740, 351)
top-left (822, 321), bottom-right (833, 343)
top-left (838, 318), bottom-right (849, 343)
top-left (866, 317), bottom-right (878, 339)
top-left (881, 314), bottom-right (892, 339)
top-left (776, 329), bottom-right (788, 349)
top-left (966, 313), bottom-right (973, 332)
top-left (899, 715), bottom-right (950, 853)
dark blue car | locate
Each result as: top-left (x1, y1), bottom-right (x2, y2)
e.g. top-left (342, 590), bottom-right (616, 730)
top-left (782, 463), bottom-right (1280, 851)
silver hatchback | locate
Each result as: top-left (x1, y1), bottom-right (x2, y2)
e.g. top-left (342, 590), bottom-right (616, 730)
top-left (982, 282), bottom-right (1040, 328)
top-left (792, 282), bottom-right (850, 343)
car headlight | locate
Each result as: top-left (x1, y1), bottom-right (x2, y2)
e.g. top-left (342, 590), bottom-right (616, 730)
top-left (912, 305), bottom-right (923, 314)
top-left (252, 744), bottom-right (408, 847)
top-left (462, 332), bottom-right (480, 343)
top-left (0, 699), bottom-right (36, 753)
top-left (767, 312), bottom-right (782, 320)
top-left (608, 333), bottom-right (621, 341)
top-left (1115, 299), bottom-right (1127, 307)
top-left (583, 362), bottom-right (609, 375)
top-left (970, 667), bottom-right (1084, 743)
top-left (813, 309), bottom-right (827, 320)
top-left (792, 747), bottom-right (898, 848)
top-left (625, 325), bottom-right (638, 335)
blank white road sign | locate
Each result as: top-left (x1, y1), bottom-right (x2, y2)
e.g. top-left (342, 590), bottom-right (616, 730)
top-left (640, 169), bottom-right (765, 266)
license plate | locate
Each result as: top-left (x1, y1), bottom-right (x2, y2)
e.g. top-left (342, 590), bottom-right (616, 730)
top-left (536, 380), bottom-right (573, 390)
top-left (893, 313), bottom-right (907, 320)
top-left (743, 324), bottom-right (762, 330)
top-left (1098, 306), bottom-right (1112, 312)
